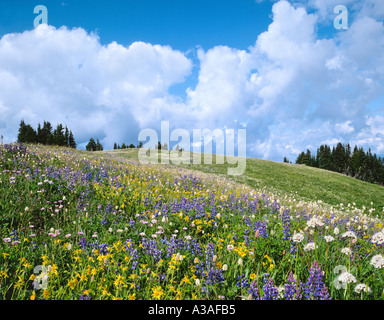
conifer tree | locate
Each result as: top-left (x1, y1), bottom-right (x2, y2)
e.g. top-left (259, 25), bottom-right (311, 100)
top-left (17, 120), bottom-right (37, 143)
top-left (296, 143), bottom-right (384, 185)
top-left (68, 130), bottom-right (76, 149)
top-left (96, 139), bottom-right (103, 151)
top-left (64, 126), bottom-right (70, 147)
top-left (86, 138), bottom-right (97, 151)
top-left (53, 124), bottom-right (66, 146)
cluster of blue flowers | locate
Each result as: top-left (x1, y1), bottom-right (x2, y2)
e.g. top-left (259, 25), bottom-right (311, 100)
top-left (244, 262), bottom-right (331, 300)
top-left (302, 261), bottom-right (331, 300)
top-left (141, 238), bottom-right (163, 263)
top-left (195, 242), bottom-right (225, 295)
top-left (282, 209), bottom-right (291, 240)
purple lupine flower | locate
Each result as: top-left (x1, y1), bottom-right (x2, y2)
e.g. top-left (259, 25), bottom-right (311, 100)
top-left (243, 235), bottom-right (250, 247)
top-left (79, 290), bottom-right (92, 300)
top-left (194, 242), bottom-right (225, 290)
top-left (253, 220), bottom-right (268, 238)
top-left (206, 267), bottom-right (225, 285)
top-left (261, 274), bottom-right (279, 300)
top-left (290, 242), bottom-right (297, 255)
top-left (282, 209), bottom-right (291, 240)
top-left (141, 238), bottom-right (162, 263)
top-left (284, 272), bottom-right (302, 300)
top-left (236, 273), bottom-right (249, 289)
top-left (78, 237), bottom-right (88, 250)
top-left (248, 280), bottom-right (260, 300)
top-left (303, 261), bottom-right (331, 300)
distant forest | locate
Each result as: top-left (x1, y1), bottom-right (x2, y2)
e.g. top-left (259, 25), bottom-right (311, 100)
top-left (17, 120), bottom-right (77, 149)
top-left (294, 142), bottom-right (384, 185)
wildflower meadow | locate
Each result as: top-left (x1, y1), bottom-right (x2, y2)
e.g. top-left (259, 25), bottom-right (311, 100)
top-left (1, 142), bottom-right (384, 300)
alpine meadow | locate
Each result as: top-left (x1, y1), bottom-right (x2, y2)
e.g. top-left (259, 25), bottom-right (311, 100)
top-left (2, 0), bottom-right (384, 304)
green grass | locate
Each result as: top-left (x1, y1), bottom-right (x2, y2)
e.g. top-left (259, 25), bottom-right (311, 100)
top-left (101, 148), bottom-right (384, 213)
top-left (2, 143), bottom-right (384, 300)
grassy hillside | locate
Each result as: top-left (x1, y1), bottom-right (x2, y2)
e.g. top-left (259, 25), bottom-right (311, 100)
top-left (101, 148), bottom-right (384, 214)
top-left (2, 143), bottom-right (384, 300)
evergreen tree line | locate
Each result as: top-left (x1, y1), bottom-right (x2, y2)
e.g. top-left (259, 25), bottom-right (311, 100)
top-left (113, 141), bottom-right (141, 150)
top-left (17, 120), bottom-right (76, 148)
top-left (86, 138), bottom-right (103, 152)
top-left (112, 141), bottom-right (184, 151)
top-left (295, 142), bottom-right (384, 185)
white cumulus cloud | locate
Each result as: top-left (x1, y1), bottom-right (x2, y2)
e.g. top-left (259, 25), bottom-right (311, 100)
top-left (1, 0), bottom-right (384, 163)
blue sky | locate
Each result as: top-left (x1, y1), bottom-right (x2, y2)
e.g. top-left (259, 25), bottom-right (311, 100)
top-left (1, 0), bottom-right (384, 162)
top-left (0, 0), bottom-right (274, 49)
top-left (0, 0), bottom-right (274, 97)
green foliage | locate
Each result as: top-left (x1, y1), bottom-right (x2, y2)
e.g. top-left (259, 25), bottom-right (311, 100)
top-left (295, 142), bottom-right (384, 186)
top-left (86, 138), bottom-right (97, 151)
top-left (107, 148), bottom-right (384, 213)
top-left (2, 143), bottom-right (384, 300)
top-left (17, 119), bottom-right (76, 149)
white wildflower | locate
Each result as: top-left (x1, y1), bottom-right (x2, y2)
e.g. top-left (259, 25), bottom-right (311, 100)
top-left (324, 235), bottom-right (334, 242)
top-left (371, 231), bottom-right (384, 245)
top-left (341, 231), bottom-right (357, 240)
top-left (370, 254), bottom-right (384, 269)
top-left (227, 244), bottom-right (234, 251)
top-left (307, 217), bottom-right (324, 228)
top-left (341, 247), bottom-right (352, 256)
top-left (354, 284), bottom-right (371, 294)
top-left (334, 227), bottom-right (340, 235)
top-left (338, 272), bottom-right (357, 284)
top-left (292, 233), bottom-right (304, 243)
top-left (303, 242), bottom-right (317, 252)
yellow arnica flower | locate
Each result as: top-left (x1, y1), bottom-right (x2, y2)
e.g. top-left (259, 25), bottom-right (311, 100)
top-left (152, 286), bottom-right (164, 299)
top-left (114, 275), bottom-right (126, 288)
top-left (43, 289), bottom-right (50, 299)
top-left (80, 274), bottom-right (87, 282)
top-left (68, 278), bottom-right (78, 290)
top-left (128, 293), bottom-right (136, 300)
top-left (101, 287), bottom-right (111, 296)
top-left (30, 291), bottom-right (36, 300)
